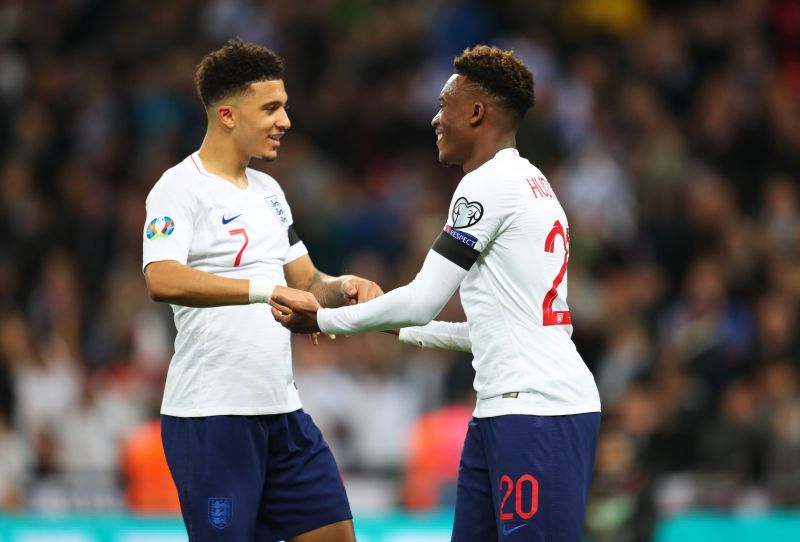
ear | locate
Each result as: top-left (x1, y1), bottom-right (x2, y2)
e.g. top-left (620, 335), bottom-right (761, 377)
top-left (469, 101), bottom-right (485, 126)
top-left (216, 105), bottom-right (235, 129)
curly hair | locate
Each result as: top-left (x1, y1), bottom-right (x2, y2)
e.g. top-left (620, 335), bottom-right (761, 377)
top-left (454, 45), bottom-right (535, 120)
top-left (195, 40), bottom-right (284, 107)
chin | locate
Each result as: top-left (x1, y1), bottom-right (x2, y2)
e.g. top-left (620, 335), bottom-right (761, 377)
top-left (438, 152), bottom-right (457, 167)
top-left (260, 151), bottom-right (278, 162)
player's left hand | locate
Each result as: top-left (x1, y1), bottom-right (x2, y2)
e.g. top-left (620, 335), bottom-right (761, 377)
top-left (340, 276), bottom-right (384, 305)
top-left (271, 290), bottom-right (323, 334)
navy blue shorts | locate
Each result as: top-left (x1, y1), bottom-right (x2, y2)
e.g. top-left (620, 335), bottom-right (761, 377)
top-left (161, 410), bottom-right (352, 541)
top-left (451, 413), bottom-right (600, 542)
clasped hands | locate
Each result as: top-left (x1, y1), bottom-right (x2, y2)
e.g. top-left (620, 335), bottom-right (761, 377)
top-left (270, 288), bottom-right (322, 334)
top-left (271, 276), bottom-right (381, 336)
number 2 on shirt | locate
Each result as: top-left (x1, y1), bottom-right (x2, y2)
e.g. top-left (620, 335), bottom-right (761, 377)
top-left (542, 220), bottom-right (571, 326)
top-left (229, 228), bottom-right (249, 267)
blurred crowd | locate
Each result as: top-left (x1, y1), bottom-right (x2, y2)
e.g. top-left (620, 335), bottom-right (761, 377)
top-left (1, 0), bottom-right (799, 540)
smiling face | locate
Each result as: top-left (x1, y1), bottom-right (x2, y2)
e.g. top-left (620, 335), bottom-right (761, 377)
top-left (228, 80), bottom-right (291, 161)
top-left (431, 74), bottom-right (476, 167)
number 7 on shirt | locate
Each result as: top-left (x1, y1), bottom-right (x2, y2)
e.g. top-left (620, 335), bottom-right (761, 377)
top-left (229, 228), bottom-right (249, 267)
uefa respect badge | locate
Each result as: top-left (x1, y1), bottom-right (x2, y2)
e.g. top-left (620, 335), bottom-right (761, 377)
top-left (146, 216), bottom-right (175, 239)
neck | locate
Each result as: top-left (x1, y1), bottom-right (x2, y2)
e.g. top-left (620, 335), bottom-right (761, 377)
top-left (462, 133), bottom-right (517, 173)
top-left (197, 129), bottom-right (250, 187)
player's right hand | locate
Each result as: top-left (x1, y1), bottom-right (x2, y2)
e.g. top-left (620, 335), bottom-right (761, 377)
top-left (270, 286), bottom-right (323, 334)
top-left (269, 286), bottom-right (318, 313)
top-left (340, 275), bottom-right (384, 305)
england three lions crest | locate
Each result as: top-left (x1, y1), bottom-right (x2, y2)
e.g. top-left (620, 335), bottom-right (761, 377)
top-left (208, 497), bottom-right (232, 529)
top-left (266, 195), bottom-right (289, 226)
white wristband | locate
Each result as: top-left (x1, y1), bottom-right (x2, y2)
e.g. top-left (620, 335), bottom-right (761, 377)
top-left (248, 280), bottom-right (276, 304)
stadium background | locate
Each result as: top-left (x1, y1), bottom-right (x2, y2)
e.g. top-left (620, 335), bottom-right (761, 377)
top-left (1, 0), bottom-right (800, 540)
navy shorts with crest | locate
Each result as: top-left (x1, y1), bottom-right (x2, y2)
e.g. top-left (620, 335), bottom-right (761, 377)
top-left (161, 410), bottom-right (352, 541)
top-left (451, 413), bottom-right (600, 542)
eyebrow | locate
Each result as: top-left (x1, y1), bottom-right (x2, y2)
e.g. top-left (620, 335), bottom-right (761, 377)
top-left (261, 100), bottom-right (286, 109)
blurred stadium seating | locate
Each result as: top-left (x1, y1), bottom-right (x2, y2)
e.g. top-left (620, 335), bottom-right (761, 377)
top-left (1, 1), bottom-right (799, 540)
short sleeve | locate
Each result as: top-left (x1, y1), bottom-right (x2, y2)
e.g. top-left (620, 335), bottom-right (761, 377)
top-left (283, 226), bottom-right (308, 264)
top-left (142, 177), bottom-right (196, 271)
top-left (261, 179), bottom-right (308, 265)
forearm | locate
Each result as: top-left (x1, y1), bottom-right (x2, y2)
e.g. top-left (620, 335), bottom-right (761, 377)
top-left (307, 270), bottom-right (351, 308)
top-left (399, 321), bottom-right (471, 352)
top-left (317, 251), bottom-right (466, 335)
top-left (144, 260), bottom-right (269, 308)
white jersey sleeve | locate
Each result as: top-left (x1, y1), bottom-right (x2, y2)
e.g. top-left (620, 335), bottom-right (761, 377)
top-left (316, 167), bottom-right (517, 335)
top-left (284, 227), bottom-right (308, 264)
top-left (426, 166), bottom-right (519, 273)
top-left (142, 174), bottom-right (196, 269)
top-left (399, 321), bottom-right (471, 352)
top-left (317, 250), bottom-right (467, 335)
top-left (442, 167), bottom-right (520, 250)
top-left (262, 185), bottom-right (308, 264)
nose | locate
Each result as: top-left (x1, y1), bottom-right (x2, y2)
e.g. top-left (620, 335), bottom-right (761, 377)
top-left (431, 111), bottom-right (441, 127)
top-left (278, 107), bottom-right (291, 130)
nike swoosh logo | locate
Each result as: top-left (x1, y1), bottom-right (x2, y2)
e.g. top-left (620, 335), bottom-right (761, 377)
top-left (501, 523), bottom-right (527, 536)
top-left (222, 214), bottom-right (242, 225)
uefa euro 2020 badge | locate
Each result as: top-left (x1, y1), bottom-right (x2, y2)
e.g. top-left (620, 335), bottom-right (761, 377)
top-left (265, 195), bottom-right (289, 226)
top-left (208, 497), bottom-right (232, 529)
top-left (146, 216), bottom-right (175, 240)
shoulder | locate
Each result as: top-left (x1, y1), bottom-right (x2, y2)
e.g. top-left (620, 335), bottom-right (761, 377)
top-left (458, 151), bottom-right (531, 198)
top-left (146, 157), bottom-right (200, 205)
top-left (471, 150), bottom-right (533, 185)
top-left (246, 168), bottom-right (284, 195)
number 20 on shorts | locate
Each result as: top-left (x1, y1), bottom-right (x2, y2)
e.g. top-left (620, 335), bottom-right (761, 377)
top-left (499, 474), bottom-right (539, 520)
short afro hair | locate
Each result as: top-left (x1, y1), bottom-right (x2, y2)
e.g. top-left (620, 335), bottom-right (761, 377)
top-left (195, 40), bottom-right (284, 107)
top-left (454, 45), bottom-right (534, 120)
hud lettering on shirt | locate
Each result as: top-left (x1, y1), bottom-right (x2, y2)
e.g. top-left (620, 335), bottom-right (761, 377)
top-left (526, 176), bottom-right (556, 200)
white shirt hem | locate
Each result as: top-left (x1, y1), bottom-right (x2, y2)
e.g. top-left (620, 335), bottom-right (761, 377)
top-left (161, 400), bottom-right (303, 417)
top-left (473, 404), bottom-right (601, 418)
top-left (473, 392), bottom-right (600, 418)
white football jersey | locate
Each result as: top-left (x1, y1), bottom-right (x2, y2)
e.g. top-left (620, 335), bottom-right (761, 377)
top-left (447, 149), bottom-right (600, 417)
top-left (142, 152), bottom-right (307, 417)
